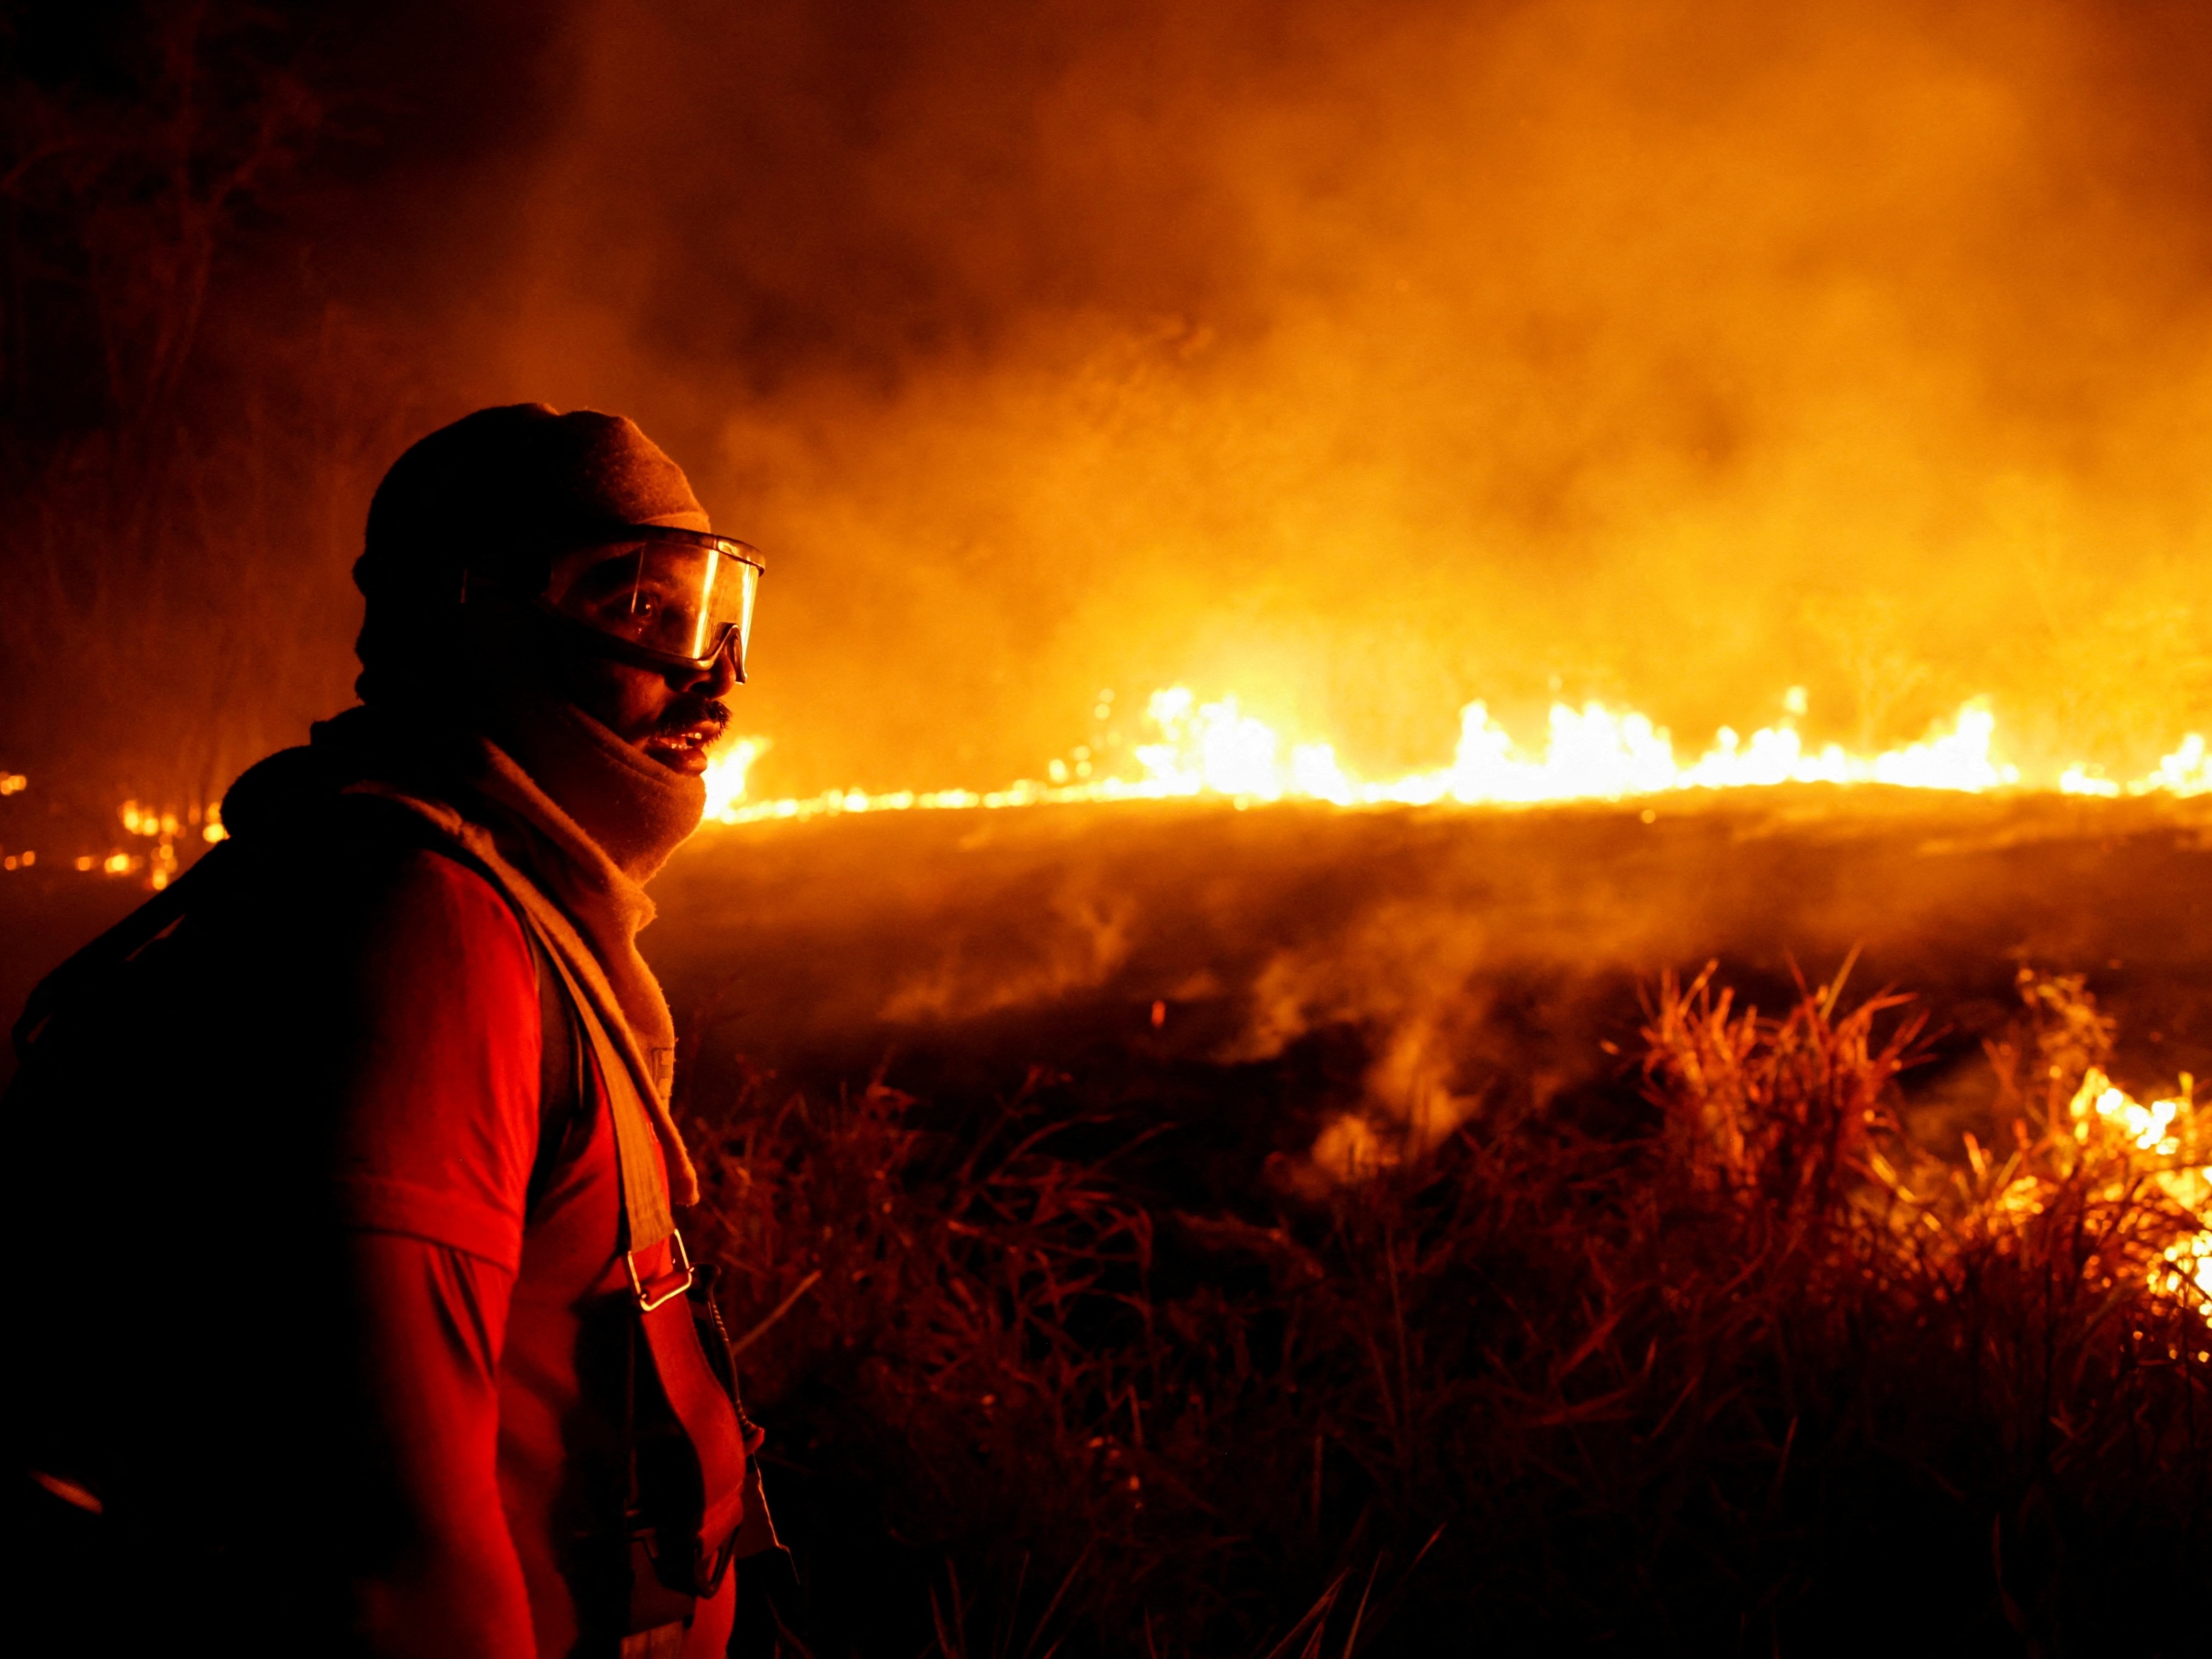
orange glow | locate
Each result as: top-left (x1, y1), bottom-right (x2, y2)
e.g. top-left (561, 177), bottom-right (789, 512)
top-left (485, 0), bottom-right (2212, 807)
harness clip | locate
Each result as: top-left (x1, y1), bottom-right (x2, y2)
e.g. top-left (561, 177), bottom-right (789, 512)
top-left (627, 1228), bottom-right (695, 1313)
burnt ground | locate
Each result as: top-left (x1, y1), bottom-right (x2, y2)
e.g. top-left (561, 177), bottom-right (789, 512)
top-left (649, 786), bottom-right (2212, 1169)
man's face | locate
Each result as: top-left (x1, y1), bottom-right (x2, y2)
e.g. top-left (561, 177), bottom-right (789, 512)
top-left (532, 544), bottom-right (739, 775)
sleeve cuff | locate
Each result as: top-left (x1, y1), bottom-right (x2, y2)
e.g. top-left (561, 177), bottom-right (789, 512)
top-left (335, 1175), bottom-right (524, 1271)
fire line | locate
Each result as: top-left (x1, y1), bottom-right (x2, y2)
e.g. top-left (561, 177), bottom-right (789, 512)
top-left (7, 686), bottom-right (2207, 885)
top-left (699, 685), bottom-right (2212, 827)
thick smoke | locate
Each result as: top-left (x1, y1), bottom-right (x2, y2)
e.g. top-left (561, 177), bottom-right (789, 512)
top-left (447, 0), bottom-right (2212, 796)
top-left (9, 0), bottom-right (2204, 815)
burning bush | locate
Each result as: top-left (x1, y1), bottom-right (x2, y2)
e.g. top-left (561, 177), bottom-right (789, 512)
top-left (690, 966), bottom-right (2208, 1657)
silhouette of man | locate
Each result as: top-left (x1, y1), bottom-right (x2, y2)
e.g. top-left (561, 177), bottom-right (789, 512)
top-left (14, 405), bottom-right (771, 1657)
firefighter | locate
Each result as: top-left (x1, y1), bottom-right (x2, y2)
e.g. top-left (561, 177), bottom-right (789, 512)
top-left (12, 405), bottom-right (774, 1657)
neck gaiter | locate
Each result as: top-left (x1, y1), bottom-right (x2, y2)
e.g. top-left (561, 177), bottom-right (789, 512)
top-left (486, 692), bottom-right (706, 883)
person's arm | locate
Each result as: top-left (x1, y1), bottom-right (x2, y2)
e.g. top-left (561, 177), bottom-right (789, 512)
top-left (349, 1236), bottom-right (534, 1658)
top-left (323, 849), bottom-right (548, 1657)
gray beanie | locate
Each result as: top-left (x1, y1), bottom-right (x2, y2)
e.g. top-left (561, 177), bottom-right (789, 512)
top-left (352, 403), bottom-right (710, 702)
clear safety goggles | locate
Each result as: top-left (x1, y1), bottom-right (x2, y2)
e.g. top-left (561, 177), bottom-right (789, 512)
top-left (538, 528), bottom-right (764, 680)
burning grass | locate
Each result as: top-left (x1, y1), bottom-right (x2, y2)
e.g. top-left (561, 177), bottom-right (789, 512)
top-left (690, 965), bottom-right (2208, 1657)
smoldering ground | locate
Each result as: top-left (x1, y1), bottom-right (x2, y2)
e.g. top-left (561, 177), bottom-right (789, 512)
top-left (646, 787), bottom-right (2212, 1194)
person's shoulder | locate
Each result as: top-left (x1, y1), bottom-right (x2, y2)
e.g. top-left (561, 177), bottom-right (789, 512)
top-left (355, 839), bottom-right (534, 966)
top-left (212, 792), bottom-right (535, 986)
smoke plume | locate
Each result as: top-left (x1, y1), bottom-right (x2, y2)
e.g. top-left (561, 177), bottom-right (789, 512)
top-left (6, 0), bottom-right (2208, 812)
top-left (461, 0), bottom-right (2212, 795)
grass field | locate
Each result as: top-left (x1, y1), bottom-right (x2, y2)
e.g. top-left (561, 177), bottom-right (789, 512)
top-left (691, 960), bottom-right (2206, 1657)
top-left (650, 790), bottom-right (2211, 1657)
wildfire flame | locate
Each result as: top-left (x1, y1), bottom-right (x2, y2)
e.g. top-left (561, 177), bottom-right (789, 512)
top-left (701, 687), bottom-right (2211, 825)
top-left (700, 737), bottom-right (769, 824)
top-left (2067, 1069), bottom-right (2210, 1305)
top-left (4, 689), bottom-right (2207, 880)
top-left (1969, 1067), bottom-right (2211, 1309)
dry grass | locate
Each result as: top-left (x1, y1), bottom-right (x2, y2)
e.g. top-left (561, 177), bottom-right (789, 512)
top-left (690, 965), bottom-right (2210, 1657)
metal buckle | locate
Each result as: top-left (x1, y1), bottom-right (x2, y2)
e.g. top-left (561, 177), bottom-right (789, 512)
top-left (627, 1228), bottom-right (695, 1313)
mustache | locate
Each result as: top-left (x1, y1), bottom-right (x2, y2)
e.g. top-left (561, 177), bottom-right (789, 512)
top-left (652, 695), bottom-right (731, 739)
